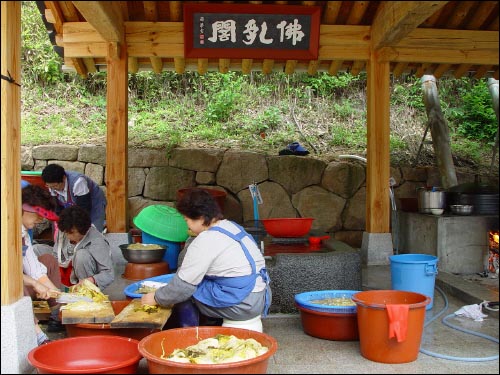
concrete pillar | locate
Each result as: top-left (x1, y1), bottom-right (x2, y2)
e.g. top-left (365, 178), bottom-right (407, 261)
top-left (1, 297), bottom-right (37, 374)
top-left (361, 232), bottom-right (393, 265)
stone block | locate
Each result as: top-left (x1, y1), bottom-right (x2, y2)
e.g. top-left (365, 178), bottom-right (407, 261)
top-left (267, 247), bottom-right (361, 313)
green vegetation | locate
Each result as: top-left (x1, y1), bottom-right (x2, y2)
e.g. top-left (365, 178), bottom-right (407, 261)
top-left (20, 1), bottom-right (498, 171)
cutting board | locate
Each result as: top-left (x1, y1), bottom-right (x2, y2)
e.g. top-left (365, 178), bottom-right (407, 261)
top-left (33, 300), bottom-right (51, 321)
top-left (110, 299), bottom-right (172, 329)
top-left (61, 301), bottom-right (115, 324)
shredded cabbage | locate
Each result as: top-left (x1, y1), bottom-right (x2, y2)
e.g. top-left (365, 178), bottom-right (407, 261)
top-left (164, 334), bottom-right (268, 364)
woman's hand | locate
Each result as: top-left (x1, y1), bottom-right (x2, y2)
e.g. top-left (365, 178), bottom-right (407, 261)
top-left (33, 282), bottom-right (51, 300)
top-left (141, 292), bottom-right (157, 306)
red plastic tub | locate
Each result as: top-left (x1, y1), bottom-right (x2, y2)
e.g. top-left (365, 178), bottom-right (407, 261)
top-left (260, 218), bottom-right (314, 238)
top-left (28, 336), bottom-right (142, 374)
top-left (297, 305), bottom-right (359, 341)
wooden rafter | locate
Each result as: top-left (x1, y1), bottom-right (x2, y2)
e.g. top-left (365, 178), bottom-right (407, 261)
top-left (371, 2), bottom-right (447, 49)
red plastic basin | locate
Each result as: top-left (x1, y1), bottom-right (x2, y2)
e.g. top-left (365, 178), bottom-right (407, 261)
top-left (297, 305), bottom-right (359, 341)
top-left (260, 218), bottom-right (314, 238)
top-left (28, 336), bottom-right (142, 374)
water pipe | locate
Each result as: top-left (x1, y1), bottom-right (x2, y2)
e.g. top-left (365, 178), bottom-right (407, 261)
top-left (339, 155), bottom-right (399, 254)
top-left (419, 285), bottom-right (499, 362)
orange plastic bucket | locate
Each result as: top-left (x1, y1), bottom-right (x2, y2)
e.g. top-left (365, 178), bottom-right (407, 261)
top-left (352, 290), bottom-right (430, 363)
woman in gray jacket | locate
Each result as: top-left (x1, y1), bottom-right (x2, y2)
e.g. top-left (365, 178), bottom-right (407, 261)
top-left (55, 205), bottom-right (114, 290)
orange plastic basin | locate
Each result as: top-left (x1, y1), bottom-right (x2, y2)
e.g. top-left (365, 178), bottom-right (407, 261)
top-left (139, 326), bottom-right (278, 374)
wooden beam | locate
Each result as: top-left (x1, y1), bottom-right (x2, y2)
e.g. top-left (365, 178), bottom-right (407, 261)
top-left (58, 1), bottom-right (80, 21)
top-left (307, 60), bottom-right (319, 75)
top-left (219, 58), bottom-right (230, 73)
top-left (150, 56), bottom-right (163, 73)
top-left (453, 63), bottom-right (472, 78)
top-left (379, 46), bottom-right (498, 65)
top-left (415, 63), bottom-right (432, 77)
top-left (465, 2), bottom-right (498, 29)
top-left (169, 1), bottom-right (183, 21)
top-left (371, 2), bottom-right (447, 49)
top-left (365, 52), bottom-right (390, 233)
top-left (350, 60), bottom-right (365, 76)
top-left (328, 60), bottom-right (343, 76)
top-left (285, 60), bottom-right (298, 75)
top-left (143, 1), bottom-right (158, 20)
top-left (82, 57), bottom-right (97, 73)
top-left (395, 29), bottom-right (498, 50)
top-left (346, 1), bottom-right (370, 25)
top-left (105, 41), bottom-right (128, 233)
top-left (197, 58), bottom-right (208, 75)
top-left (44, 1), bottom-right (64, 33)
top-left (241, 59), bottom-right (253, 74)
top-left (72, 1), bottom-right (124, 43)
top-left (433, 63), bottom-right (452, 79)
top-left (392, 62), bottom-right (408, 77)
top-left (71, 56), bottom-right (88, 77)
top-left (446, 1), bottom-right (476, 28)
top-left (322, 1), bottom-right (341, 24)
top-left (262, 59), bottom-right (274, 74)
top-left (128, 56), bottom-right (138, 73)
top-left (174, 57), bottom-right (185, 74)
top-left (1, 1), bottom-right (23, 305)
top-left (493, 69), bottom-right (499, 80)
top-left (473, 65), bottom-right (493, 79)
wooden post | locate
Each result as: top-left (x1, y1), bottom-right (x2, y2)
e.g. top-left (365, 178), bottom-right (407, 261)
top-left (421, 75), bottom-right (458, 188)
top-left (1, 1), bottom-right (23, 305)
top-left (366, 52), bottom-right (390, 233)
top-left (105, 41), bottom-right (128, 232)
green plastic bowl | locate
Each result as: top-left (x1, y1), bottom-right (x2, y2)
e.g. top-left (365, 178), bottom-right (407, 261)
top-left (133, 205), bottom-right (189, 242)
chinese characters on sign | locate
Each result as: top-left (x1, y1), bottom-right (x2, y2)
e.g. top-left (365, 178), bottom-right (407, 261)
top-left (184, 4), bottom-right (320, 59)
top-left (200, 15), bottom-right (307, 48)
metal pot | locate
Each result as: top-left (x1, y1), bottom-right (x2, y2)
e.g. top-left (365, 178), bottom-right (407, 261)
top-left (446, 182), bottom-right (499, 215)
top-left (417, 187), bottom-right (446, 213)
top-left (119, 244), bottom-right (166, 264)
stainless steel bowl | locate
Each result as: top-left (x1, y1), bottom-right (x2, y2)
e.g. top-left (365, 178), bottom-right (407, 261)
top-left (449, 204), bottom-right (474, 215)
top-left (119, 244), bottom-right (166, 264)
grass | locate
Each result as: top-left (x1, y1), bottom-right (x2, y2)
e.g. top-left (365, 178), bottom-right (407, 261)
top-left (20, 71), bottom-right (498, 177)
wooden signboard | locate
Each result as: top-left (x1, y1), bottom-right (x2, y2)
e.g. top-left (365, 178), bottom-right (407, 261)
top-left (184, 3), bottom-right (320, 60)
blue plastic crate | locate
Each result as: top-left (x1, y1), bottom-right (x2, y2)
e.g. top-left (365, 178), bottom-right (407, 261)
top-left (124, 273), bottom-right (175, 299)
top-left (295, 290), bottom-right (361, 314)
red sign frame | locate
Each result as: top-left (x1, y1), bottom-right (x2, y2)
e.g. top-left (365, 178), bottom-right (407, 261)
top-left (184, 3), bottom-right (321, 60)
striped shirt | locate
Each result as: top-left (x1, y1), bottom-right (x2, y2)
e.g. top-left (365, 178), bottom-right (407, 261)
top-left (22, 225), bottom-right (47, 280)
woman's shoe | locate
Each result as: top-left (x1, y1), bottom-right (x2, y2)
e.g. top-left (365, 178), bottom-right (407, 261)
top-left (47, 318), bottom-right (65, 332)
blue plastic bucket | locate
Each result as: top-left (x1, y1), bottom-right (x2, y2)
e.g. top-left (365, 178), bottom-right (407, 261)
top-left (142, 231), bottom-right (182, 271)
top-left (389, 254), bottom-right (438, 310)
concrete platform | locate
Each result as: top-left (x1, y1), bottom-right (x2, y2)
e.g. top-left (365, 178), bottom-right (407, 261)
top-left (35, 261), bottom-right (498, 374)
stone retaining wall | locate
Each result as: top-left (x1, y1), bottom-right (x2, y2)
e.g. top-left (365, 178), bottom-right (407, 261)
top-left (22, 144), bottom-right (498, 248)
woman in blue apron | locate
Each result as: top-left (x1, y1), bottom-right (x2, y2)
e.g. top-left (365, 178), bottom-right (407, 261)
top-left (141, 188), bottom-right (272, 332)
top-left (41, 163), bottom-right (107, 232)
